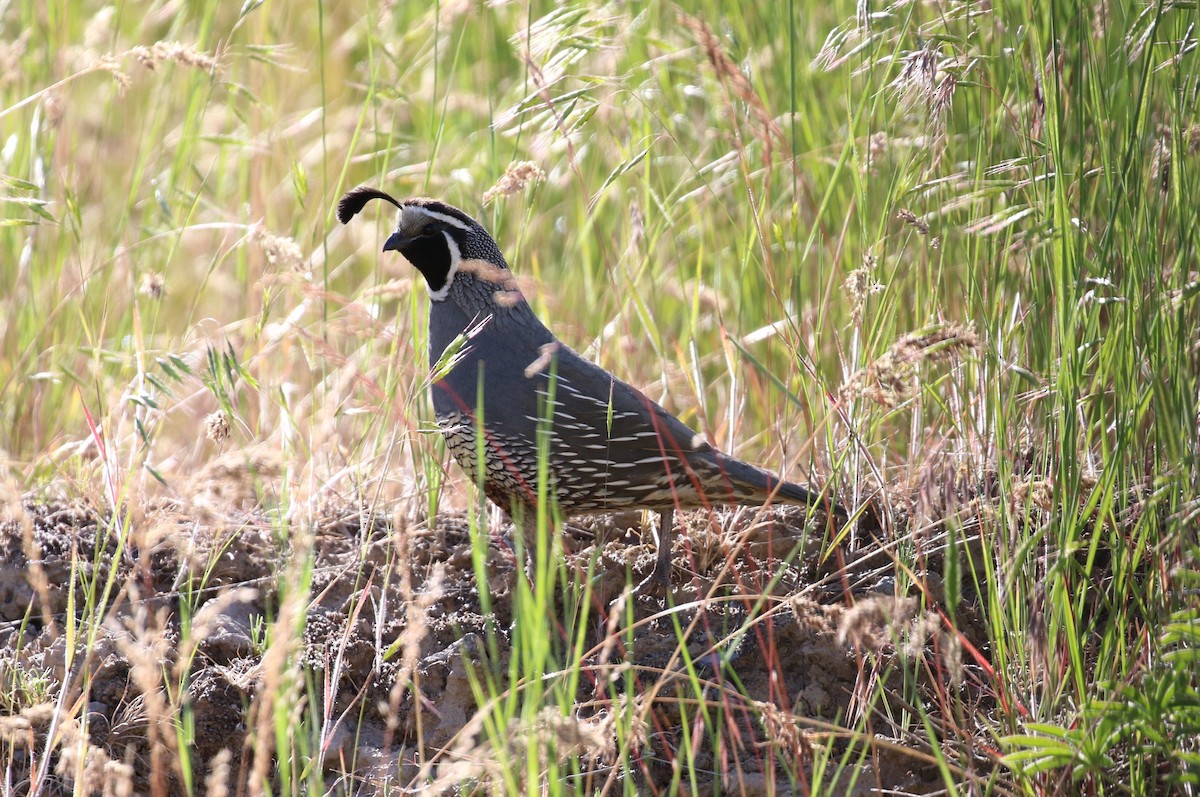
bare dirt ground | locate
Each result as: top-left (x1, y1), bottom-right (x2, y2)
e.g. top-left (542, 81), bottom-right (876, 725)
top-left (1, 485), bottom-right (982, 795)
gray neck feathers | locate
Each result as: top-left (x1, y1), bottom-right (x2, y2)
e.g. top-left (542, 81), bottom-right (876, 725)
top-left (427, 264), bottom-right (555, 374)
top-left (426, 220), bottom-right (556, 374)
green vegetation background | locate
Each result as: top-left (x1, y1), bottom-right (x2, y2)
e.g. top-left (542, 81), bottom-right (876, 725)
top-left (1, 1), bottom-right (1197, 794)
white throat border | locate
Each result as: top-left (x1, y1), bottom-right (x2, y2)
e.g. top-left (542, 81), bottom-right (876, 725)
top-left (428, 230), bottom-right (461, 302)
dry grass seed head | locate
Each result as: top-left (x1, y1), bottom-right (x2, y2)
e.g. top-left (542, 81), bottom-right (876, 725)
top-left (130, 40), bottom-right (218, 73)
top-left (896, 208), bottom-right (930, 235)
top-left (482, 160), bottom-right (545, 204)
top-left (493, 288), bottom-right (525, 308)
top-left (678, 11), bottom-right (786, 167)
top-left (616, 693), bottom-right (650, 754)
top-left (420, 705), bottom-right (500, 793)
top-left (93, 54), bottom-right (132, 93)
top-left (845, 252), bottom-right (884, 324)
top-left (863, 131), bottom-right (890, 175)
top-left (205, 410), bottom-right (231, 443)
top-left (104, 758), bottom-right (135, 797)
top-left (0, 703), bottom-right (55, 746)
top-left (205, 748), bottom-right (233, 797)
top-left (838, 596), bottom-right (964, 685)
top-left (528, 706), bottom-right (615, 764)
top-left (812, 19), bottom-right (870, 73)
top-left (856, 0), bottom-right (870, 30)
top-left (42, 89), bottom-right (66, 127)
top-left (83, 6), bottom-right (115, 53)
top-left (249, 223), bottom-right (306, 271)
top-left (891, 45), bottom-right (938, 111)
top-left (838, 595), bottom-right (916, 651)
top-left (683, 512), bottom-right (726, 573)
top-left (0, 29), bottom-right (31, 88)
top-left (138, 271), bottom-right (165, 299)
top-left (1091, 0), bottom-right (1111, 38)
top-left (901, 610), bottom-right (943, 659)
top-left (384, 523), bottom-right (444, 733)
top-left (246, 546), bottom-right (309, 796)
top-left (1151, 130), bottom-right (1172, 193)
top-left (55, 716), bottom-right (119, 796)
top-left (1010, 477), bottom-right (1055, 513)
top-left (841, 323), bottom-right (979, 408)
top-left (1150, 124), bottom-right (1200, 194)
top-left (755, 700), bottom-right (811, 760)
top-left (523, 341), bottom-right (561, 378)
top-left (931, 72), bottom-right (957, 123)
top-left (460, 257), bottom-right (521, 292)
top-left (93, 40), bottom-right (218, 94)
top-left (115, 605), bottom-right (180, 788)
top-left (10, 500), bottom-right (56, 630)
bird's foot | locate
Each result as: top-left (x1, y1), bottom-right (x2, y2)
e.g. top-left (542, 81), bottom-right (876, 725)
top-left (630, 565), bottom-right (669, 598)
top-left (630, 546), bottom-right (672, 598)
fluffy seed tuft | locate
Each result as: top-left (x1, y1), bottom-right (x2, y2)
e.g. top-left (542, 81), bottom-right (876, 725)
top-left (845, 253), bottom-right (884, 325)
top-left (482, 161), bottom-right (546, 204)
top-left (249, 223), bottom-right (307, 271)
top-left (139, 271), bottom-right (165, 299)
top-left (130, 40), bottom-right (218, 72)
top-left (205, 411), bottom-right (231, 443)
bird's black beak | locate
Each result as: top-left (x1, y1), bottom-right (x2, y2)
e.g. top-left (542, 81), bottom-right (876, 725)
top-left (383, 231), bottom-right (408, 253)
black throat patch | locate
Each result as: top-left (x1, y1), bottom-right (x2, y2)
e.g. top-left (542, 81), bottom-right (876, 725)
top-left (400, 232), bottom-right (454, 293)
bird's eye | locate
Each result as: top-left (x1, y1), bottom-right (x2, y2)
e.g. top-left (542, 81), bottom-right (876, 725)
top-left (422, 223), bottom-right (438, 236)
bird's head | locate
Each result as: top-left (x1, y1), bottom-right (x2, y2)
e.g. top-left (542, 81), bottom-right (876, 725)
top-left (337, 187), bottom-right (510, 301)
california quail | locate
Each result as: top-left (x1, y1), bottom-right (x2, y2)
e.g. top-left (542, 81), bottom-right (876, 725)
top-left (337, 187), bottom-right (841, 591)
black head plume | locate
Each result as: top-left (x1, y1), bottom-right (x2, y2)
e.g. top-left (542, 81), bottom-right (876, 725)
top-left (337, 186), bottom-right (403, 224)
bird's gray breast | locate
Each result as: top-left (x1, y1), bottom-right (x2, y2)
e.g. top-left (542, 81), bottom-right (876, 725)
top-left (426, 295), bottom-right (553, 423)
top-left (426, 295), bottom-right (565, 504)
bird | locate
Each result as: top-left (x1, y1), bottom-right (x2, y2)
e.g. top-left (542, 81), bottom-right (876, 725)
top-left (337, 186), bottom-right (841, 593)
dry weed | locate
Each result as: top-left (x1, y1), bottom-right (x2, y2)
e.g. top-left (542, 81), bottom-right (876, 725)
top-left (381, 514), bottom-right (444, 750)
top-left (93, 40), bottom-right (218, 94)
top-left (56, 714), bottom-right (134, 797)
top-left (845, 252), bottom-right (884, 325)
top-left (114, 605), bottom-right (179, 795)
top-left (204, 748), bottom-right (233, 797)
top-left (841, 324), bottom-right (979, 409)
top-left (249, 223), bottom-right (307, 271)
top-left (838, 595), bottom-right (963, 685)
top-left (138, 272), bottom-right (165, 299)
top-left (205, 411), bottom-right (231, 443)
top-left (678, 11), bottom-right (787, 168)
top-left (482, 161), bottom-right (545, 204)
top-left (755, 700), bottom-right (812, 761)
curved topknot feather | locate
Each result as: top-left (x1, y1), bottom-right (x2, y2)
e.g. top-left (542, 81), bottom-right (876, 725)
top-left (337, 186), bottom-right (403, 224)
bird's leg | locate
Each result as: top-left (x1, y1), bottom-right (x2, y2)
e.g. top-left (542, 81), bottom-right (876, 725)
top-left (510, 507), bottom-right (540, 645)
top-left (632, 508), bottom-right (673, 596)
top-left (519, 508), bottom-right (539, 585)
top-left (655, 508), bottom-right (673, 586)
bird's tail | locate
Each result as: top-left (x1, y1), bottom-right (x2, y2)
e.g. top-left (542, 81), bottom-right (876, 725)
top-left (710, 451), bottom-right (846, 518)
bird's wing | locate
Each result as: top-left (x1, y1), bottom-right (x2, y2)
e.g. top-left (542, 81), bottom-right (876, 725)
top-left (545, 343), bottom-right (712, 461)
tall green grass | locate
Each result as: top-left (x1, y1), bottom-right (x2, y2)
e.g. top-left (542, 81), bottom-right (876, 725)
top-left (1, 0), bottom-right (1197, 794)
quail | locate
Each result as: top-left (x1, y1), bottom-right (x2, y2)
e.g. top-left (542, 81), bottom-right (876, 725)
top-left (337, 187), bottom-right (841, 591)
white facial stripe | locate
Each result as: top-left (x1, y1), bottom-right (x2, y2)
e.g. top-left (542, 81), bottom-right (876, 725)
top-left (400, 205), bottom-right (471, 232)
top-left (427, 230), bottom-right (461, 301)
top-left (422, 209), bottom-right (471, 230)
